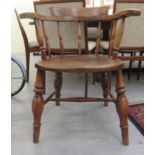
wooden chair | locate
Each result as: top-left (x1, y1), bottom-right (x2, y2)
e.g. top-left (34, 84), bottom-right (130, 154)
top-left (20, 7), bottom-right (140, 145)
top-left (14, 9), bottom-right (41, 82)
top-left (114, 0), bottom-right (144, 80)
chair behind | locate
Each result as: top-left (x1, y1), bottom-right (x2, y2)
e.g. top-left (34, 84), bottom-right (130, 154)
top-left (114, 0), bottom-right (144, 79)
top-left (14, 9), bottom-right (40, 82)
top-left (34, 0), bottom-right (87, 55)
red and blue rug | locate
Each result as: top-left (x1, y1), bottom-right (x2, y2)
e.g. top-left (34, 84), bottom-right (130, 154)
top-left (128, 103), bottom-right (144, 135)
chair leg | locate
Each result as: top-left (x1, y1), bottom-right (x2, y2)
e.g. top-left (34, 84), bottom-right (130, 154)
top-left (54, 72), bottom-right (62, 106)
top-left (101, 73), bottom-right (109, 106)
top-left (115, 70), bottom-right (129, 145)
top-left (26, 53), bottom-right (30, 82)
top-left (32, 69), bottom-right (44, 143)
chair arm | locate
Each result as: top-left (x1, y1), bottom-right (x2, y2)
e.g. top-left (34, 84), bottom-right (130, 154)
top-left (19, 12), bottom-right (38, 20)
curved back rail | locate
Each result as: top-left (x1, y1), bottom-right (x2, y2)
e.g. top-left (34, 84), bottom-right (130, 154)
top-left (19, 9), bottom-right (141, 58)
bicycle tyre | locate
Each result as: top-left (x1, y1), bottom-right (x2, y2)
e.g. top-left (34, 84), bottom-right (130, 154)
top-left (11, 57), bottom-right (26, 96)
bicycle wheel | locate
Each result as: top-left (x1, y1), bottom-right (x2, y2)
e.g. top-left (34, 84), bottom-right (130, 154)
top-left (11, 57), bottom-right (26, 96)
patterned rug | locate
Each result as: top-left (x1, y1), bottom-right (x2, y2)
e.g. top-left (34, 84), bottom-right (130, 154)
top-left (128, 103), bottom-right (144, 135)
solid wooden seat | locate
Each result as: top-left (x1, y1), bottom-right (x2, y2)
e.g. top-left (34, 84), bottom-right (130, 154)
top-left (20, 7), bottom-right (141, 145)
top-left (35, 55), bottom-right (123, 72)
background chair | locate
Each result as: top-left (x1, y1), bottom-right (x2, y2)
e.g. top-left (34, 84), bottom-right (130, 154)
top-left (33, 0), bottom-right (100, 96)
top-left (20, 8), bottom-right (140, 145)
top-left (113, 0), bottom-right (144, 80)
top-left (15, 9), bottom-right (41, 82)
top-left (33, 0), bottom-right (88, 55)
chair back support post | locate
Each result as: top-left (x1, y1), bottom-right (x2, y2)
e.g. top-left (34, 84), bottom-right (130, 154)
top-left (57, 21), bottom-right (64, 55)
top-left (34, 19), bottom-right (44, 47)
top-left (115, 17), bottom-right (126, 48)
top-left (108, 20), bottom-right (117, 56)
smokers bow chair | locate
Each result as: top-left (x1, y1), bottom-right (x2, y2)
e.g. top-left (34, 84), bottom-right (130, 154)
top-left (20, 8), bottom-right (140, 145)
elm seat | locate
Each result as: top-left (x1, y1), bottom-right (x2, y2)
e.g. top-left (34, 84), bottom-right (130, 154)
top-left (19, 8), bottom-right (141, 145)
top-left (35, 55), bottom-right (124, 72)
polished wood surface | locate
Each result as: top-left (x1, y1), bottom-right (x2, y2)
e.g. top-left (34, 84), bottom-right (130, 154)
top-left (32, 69), bottom-right (44, 143)
top-left (35, 55), bottom-right (124, 72)
top-left (21, 7), bottom-right (141, 145)
top-left (20, 10), bottom-right (140, 21)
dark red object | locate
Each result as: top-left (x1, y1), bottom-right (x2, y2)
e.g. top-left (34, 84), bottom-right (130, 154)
top-left (128, 103), bottom-right (144, 135)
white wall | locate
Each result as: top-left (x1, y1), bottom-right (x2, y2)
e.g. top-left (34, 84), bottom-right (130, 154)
top-left (11, 0), bottom-right (38, 53)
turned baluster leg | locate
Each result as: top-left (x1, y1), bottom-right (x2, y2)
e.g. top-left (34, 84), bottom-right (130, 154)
top-left (116, 70), bottom-right (129, 145)
top-left (101, 72), bottom-right (109, 106)
top-left (54, 72), bottom-right (62, 106)
top-left (32, 69), bottom-right (44, 143)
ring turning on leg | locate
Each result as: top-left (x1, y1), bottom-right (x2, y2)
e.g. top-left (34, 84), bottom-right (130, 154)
top-left (116, 70), bottom-right (129, 145)
top-left (32, 69), bottom-right (44, 143)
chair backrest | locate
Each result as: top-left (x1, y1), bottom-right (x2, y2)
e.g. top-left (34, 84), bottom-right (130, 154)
top-left (51, 6), bottom-right (110, 51)
top-left (20, 8), bottom-right (141, 58)
top-left (114, 0), bottom-right (144, 48)
top-left (34, 0), bottom-right (86, 54)
top-left (14, 9), bottom-right (29, 52)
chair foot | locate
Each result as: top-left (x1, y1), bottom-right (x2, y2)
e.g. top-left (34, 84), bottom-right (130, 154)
top-left (32, 69), bottom-right (44, 143)
top-left (33, 126), bottom-right (41, 143)
top-left (116, 70), bottom-right (129, 145)
top-left (121, 127), bottom-right (129, 145)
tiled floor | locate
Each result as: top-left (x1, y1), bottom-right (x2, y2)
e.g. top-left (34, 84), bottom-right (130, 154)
top-left (11, 53), bottom-right (144, 155)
